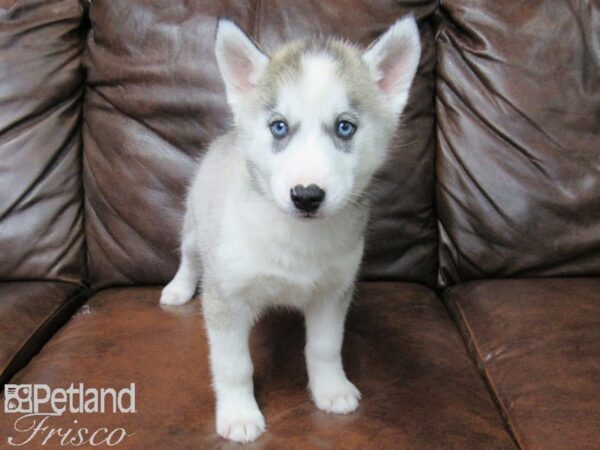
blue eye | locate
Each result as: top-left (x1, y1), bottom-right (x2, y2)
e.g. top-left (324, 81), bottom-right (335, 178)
top-left (270, 120), bottom-right (288, 139)
top-left (336, 120), bottom-right (356, 139)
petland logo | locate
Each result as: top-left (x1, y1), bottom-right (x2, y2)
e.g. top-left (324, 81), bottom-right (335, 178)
top-left (4, 383), bottom-right (136, 447)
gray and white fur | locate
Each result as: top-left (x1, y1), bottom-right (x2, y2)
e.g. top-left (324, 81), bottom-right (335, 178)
top-left (160, 16), bottom-right (421, 443)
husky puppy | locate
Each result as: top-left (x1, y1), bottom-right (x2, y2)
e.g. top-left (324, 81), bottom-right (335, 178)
top-left (160, 16), bottom-right (421, 443)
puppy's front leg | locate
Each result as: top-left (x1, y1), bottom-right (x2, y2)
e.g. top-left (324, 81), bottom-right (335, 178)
top-left (204, 292), bottom-right (265, 443)
top-left (304, 289), bottom-right (360, 414)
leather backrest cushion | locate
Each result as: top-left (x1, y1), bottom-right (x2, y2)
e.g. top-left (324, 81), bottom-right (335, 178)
top-left (436, 0), bottom-right (600, 286)
top-left (83, 0), bottom-right (438, 290)
top-left (0, 0), bottom-right (86, 284)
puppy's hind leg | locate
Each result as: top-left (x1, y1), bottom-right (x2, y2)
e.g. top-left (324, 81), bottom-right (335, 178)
top-left (160, 211), bottom-right (199, 306)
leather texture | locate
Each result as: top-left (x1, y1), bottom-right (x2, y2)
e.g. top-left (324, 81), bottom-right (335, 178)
top-left (445, 278), bottom-right (600, 450)
top-left (0, 281), bottom-right (87, 385)
top-left (0, 283), bottom-right (516, 449)
top-left (436, 0), bottom-right (600, 286)
top-left (0, 0), bottom-right (86, 284)
top-left (0, 1), bottom-right (17, 10)
top-left (82, 0), bottom-right (438, 290)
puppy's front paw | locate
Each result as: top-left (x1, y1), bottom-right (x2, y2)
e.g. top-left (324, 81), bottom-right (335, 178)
top-left (159, 282), bottom-right (194, 306)
top-left (311, 378), bottom-right (361, 414)
top-left (216, 403), bottom-right (266, 443)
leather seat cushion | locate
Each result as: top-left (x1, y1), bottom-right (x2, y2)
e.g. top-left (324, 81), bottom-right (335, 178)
top-left (0, 282), bottom-right (87, 385)
top-left (445, 278), bottom-right (600, 449)
top-left (1, 283), bottom-right (515, 449)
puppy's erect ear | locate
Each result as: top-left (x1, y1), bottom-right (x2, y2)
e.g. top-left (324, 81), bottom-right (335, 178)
top-left (215, 19), bottom-right (269, 113)
top-left (362, 16), bottom-right (422, 116)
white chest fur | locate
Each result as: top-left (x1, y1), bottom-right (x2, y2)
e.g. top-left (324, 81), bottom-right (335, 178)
top-left (212, 189), bottom-right (365, 309)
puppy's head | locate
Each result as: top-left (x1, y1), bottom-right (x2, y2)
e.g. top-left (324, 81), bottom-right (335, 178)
top-left (215, 17), bottom-right (421, 219)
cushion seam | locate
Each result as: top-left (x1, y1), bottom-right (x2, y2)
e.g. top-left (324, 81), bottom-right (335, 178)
top-left (0, 287), bottom-right (89, 385)
top-left (451, 295), bottom-right (524, 450)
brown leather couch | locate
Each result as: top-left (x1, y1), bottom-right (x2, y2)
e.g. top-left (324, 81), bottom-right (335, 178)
top-left (0, 0), bottom-right (598, 449)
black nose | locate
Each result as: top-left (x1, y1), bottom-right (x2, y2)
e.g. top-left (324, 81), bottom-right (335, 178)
top-left (290, 184), bottom-right (326, 212)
